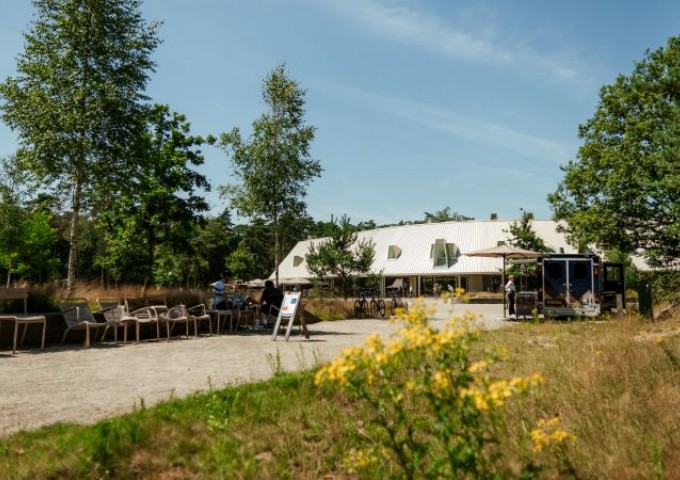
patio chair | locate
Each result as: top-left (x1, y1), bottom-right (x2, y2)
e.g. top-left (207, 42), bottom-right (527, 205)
top-left (158, 304), bottom-right (196, 340)
top-left (124, 299), bottom-right (163, 341)
top-left (59, 298), bottom-right (121, 348)
top-left (97, 298), bottom-right (146, 344)
top-left (187, 303), bottom-right (212, 336)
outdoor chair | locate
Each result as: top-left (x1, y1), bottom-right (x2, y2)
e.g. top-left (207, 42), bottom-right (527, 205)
top-left (59, 298), bottom-right (121, 348)
top-left (187, 303), bottom-right (212, 335)
top-left (97, 298), bottom-right (147, 344)
top-left (124, 299), bottom-right (163, 341)
top-left (158, 304), bottom-right (196, 340)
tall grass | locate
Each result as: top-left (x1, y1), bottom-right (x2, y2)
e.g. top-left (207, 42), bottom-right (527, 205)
top-left (1, 312), bottom-right (679, 478)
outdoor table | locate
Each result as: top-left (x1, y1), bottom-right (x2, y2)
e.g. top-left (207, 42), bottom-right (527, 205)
top-left (206, 309), bottom-right (234, 333)
top-left (0, 314), bottom-right (46, 354)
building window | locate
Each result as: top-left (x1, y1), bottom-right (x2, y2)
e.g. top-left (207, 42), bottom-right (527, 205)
top-left (430, 239), bottom-right (459, 268)
top-left (388, 245), bottom-right (402, 259)
top-left (293, 255), bottom-right (304, 267)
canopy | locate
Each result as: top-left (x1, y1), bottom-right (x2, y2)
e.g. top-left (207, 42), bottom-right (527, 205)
top-left (279, 277), bottom-right (312, 286)
top-left (465, 245), bottom-right (541, 318)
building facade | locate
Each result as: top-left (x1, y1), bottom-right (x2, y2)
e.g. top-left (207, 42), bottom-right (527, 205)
top-left (273, 219), bottom-right (585, 295)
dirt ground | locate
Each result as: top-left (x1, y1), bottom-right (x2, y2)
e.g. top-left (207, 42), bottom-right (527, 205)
top-left (0, 301), bottom-right (506, 436)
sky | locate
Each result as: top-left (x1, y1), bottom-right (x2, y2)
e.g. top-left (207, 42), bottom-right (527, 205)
top-left (1, 1), bottom-right (679, 225)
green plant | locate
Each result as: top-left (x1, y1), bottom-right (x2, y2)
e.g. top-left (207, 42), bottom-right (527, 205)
top-left (315, 299), bottom-right (553, 478)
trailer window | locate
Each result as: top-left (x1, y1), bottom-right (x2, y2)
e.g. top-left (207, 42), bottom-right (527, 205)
top-left (573, 262), bottom-right (588, 279)
top-left (547, 262), bottom-right (563, 278)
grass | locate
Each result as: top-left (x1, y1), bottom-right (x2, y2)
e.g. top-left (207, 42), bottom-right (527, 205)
top-left (2, 313), bottom-right (680, 478)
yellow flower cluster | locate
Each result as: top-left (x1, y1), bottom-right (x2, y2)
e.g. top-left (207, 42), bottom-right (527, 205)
top-left (342, 447), bottom-right (381, 474)
top-left (530, 417), bottom-right (575, 453)
top-left (459, 374), bottom-right (543, 411)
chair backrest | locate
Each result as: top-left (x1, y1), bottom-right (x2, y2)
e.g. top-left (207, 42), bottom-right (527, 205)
top-left (166, 305), bottom-right (187, 321)
top-left (97, 298), bottom-right (120, 311)
top-left (59, 298), bottom-right (96, 327)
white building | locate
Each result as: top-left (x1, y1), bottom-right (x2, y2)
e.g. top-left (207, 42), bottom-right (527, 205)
top-left (274, 219), bottom-right (587, 295)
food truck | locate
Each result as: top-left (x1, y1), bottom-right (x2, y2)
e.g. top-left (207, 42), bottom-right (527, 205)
top-left (516, 254), bottom-right (625, 318)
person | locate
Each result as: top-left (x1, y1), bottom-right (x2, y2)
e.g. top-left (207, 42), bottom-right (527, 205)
top-left (256, 280), bottom-right (284, 331)
top-left (505, 274), bottom-right (517, 318)
top-left (211, 270), bottom-right (233, 310)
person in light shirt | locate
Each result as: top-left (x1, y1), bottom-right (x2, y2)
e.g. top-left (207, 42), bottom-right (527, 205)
top-left (505, 274), bottom-right (517, 318)
top-left (211, 270), bottom-right (233, 310)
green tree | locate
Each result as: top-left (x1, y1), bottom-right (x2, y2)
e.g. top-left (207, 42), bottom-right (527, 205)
top-left (0, 157), bottom-right (29, 286)
top-left (218, 64), bottom-right (322, 285)
top-left (506, 209), bottom-right (553, 289)
top-left (424, 207), bottom-right (474, 223)
top-left (506, 209), bottom-right (553, 253)
top-left (97, 104), bottom-right (210, 284)
top-left (0, 0), bottom-right (160, 292)
top-left (305, 215), bottom-right (375, 298)
top-left (226, 240), bottom-right (258, 282)
top-left (549, 36), bottom-right (680, 268)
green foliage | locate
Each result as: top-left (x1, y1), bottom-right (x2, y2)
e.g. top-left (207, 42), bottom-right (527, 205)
top-left (0, 0), bottom-right (160, 291)
top-left (226, 240), bottom-right (258, 281)
top-left (424, 206), bottom-right (474, 223)
top-left (507, 209), bottom-right (553, 253)
top-left (218, 63), bottom-right (322, 283)
top-left (549, 36), bottom-right (680, 268)
top-left (306, 215), bottom-right (375, 298)
top-left (96, 104), bottom-right (210, 285)
top-left (315, 301), bottom-right (549, 478)
top-left (0, 157), bottom-right (60, 285)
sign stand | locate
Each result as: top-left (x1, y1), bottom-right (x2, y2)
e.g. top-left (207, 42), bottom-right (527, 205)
top-left (271, 291), bottom-right (308, 341)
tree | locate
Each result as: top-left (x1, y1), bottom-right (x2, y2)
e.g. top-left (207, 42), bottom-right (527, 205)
top-left (424, 207), bottom-right (473, 223)
top-left (96, 104), bottom-right (210, 285)
top-left (0, 0), bottom-right (160, 292)
top-left (506, 209), bottom-right (553, 289)
top-left (0, 157), bottom-right (29, 286)
top-left (506, 209), bottom-right (553, 253)
top-left (305, 215), bottom-right (375, 298)
top-left (218, 64), bottom-right (322, 285)
top-left (549, 36), bottom-right (680, 267)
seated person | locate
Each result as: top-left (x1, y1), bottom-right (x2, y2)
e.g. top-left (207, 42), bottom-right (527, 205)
top-left (256, 280), bottom-right (284, 329)
top-left (211, 270), bottom-right (233, 310)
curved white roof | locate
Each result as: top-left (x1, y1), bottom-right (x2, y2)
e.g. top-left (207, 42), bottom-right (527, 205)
top-left (274, 219), bottom-right (585, 279)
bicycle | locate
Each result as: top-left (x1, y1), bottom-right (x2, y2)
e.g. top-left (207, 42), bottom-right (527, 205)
top-left (389, 288), bottom-right (404, 315)
top-left (353, 290), bottom-right (369, 318)
top-left (365, 287), bottom-right (386, 319)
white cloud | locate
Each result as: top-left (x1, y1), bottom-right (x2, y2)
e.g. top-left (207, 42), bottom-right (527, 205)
top-left (320, 82), bottom-right (575, 164)
top-left (321, 0), bottom-right (592, 89)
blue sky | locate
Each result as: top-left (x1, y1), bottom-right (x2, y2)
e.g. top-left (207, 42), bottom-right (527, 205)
top-left (1, 1), bottom-right (679, 225)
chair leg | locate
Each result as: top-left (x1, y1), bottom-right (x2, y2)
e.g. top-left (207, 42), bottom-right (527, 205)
top-left (84, 325), bottom-right (91, 348)
top-left (13, 322), bottom-right (19, 354)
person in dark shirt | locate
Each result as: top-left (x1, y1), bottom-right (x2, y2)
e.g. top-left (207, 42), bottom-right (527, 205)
top-left (257, 280), bottom-right (284, 330)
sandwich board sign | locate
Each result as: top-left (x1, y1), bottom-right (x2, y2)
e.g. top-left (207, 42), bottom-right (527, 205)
top-left (271, 291), bottom-right (308, 341)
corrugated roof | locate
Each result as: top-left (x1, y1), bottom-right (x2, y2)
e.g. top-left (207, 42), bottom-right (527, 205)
top-left (274, 219), bottom-right (584, 279)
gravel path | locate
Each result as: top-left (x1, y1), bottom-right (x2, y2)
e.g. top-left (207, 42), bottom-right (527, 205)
top-left (0, 301), bottom-right (507, 436)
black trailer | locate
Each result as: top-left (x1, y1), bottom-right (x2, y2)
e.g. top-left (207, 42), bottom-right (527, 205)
top-left (516, 254), bottom-right (625, 318)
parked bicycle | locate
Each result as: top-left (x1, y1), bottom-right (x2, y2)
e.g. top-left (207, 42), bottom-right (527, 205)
top-left (354, 287), bottom-right (386, 318)
top-left (389, 288), bottom-right (404, 315)
top-left (353, 289), bottom-right (369, 319)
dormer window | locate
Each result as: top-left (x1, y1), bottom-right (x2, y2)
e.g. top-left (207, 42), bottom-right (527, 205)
top-left (430, 239), bottom-right (460, 268)
top-left (388, 245), bottom-right (402, 259)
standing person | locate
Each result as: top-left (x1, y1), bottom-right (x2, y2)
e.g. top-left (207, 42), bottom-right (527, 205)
top-left (505, 274), bottom-right (517, 318)
top-left (211, 270), bottom-right (233, 310)
top-left (256, 280), bottom-right (284, 331)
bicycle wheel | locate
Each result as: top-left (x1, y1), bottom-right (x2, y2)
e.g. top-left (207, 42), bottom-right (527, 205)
top-left (354, 299), bottom-right (363, 318)
top-left (391, 298), bottom-right (398, 315)
top-left (369, 299), bottom-right (379, 318)
top-left (378, 299), bottom-right (386, 318)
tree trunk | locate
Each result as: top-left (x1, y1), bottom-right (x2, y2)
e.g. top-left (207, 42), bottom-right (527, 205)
top-left (66, 178), bottom-right (83, 295)
top-left (274, 210), bottom-right (281, 286)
